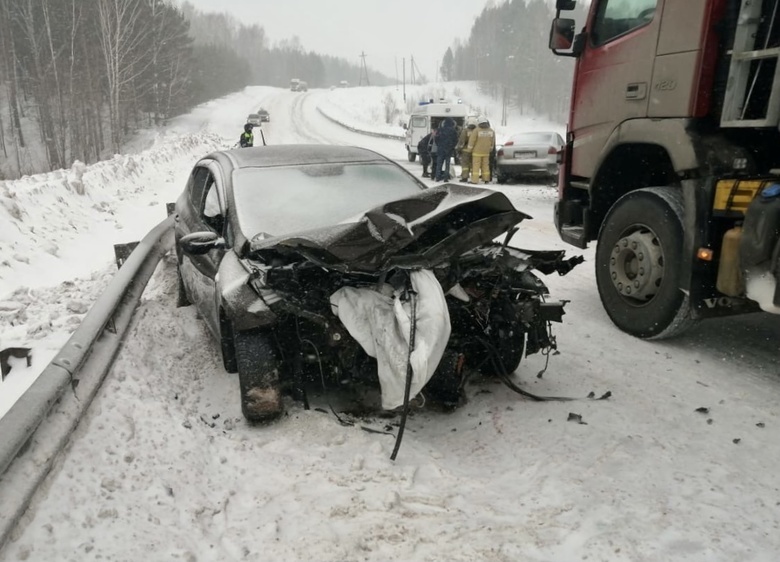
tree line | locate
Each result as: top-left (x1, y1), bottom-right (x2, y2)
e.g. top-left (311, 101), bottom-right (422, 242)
top-left (180, 3), bottom-right (391, 89)
top-left (0, 0), bottom-right (390, 180)
top-left (439, 0), bottom-right (590, 122)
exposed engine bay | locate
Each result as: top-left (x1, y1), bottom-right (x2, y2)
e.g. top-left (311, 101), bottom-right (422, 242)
top-left (236, 185), bottom-right (583, 412)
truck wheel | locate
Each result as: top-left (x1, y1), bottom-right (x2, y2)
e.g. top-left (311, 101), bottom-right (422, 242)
top-left (176, 266), bottom-right (190, 307)
top-left (235, 329), bottom-right (284, 422)
top-left (595, 187), bottom-right (696, 339)
top-left (407, 149), bottom-right (416, 162)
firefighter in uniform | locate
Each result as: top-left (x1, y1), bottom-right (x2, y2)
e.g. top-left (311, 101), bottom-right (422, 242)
top-left (457, 117), bottom-right (477, 181)
top-left (467, 116), bottom-right (495, 184)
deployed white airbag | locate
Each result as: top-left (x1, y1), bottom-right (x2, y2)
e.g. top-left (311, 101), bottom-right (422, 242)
top-left (330, 270), bottom-right (451, 409)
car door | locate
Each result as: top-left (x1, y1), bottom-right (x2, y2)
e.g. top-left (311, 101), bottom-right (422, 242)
top-left (177, 162), bottom-right (228, 339)
top-left (570, 0), bottom-right (660, 179)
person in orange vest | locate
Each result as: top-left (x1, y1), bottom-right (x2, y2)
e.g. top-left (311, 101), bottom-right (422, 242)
top-left (466, 116), bottom-right (495, 184)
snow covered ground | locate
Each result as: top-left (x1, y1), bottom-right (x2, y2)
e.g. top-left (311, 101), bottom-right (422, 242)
top-left (1, 83), bottom-right (779, 561)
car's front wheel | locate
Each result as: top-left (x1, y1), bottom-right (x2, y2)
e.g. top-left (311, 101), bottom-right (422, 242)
top-left (176, 266), bottom-right (190, 307)
top-left (220, 311), bottom-right (237, 373)
top-left (595, 186), bottom-right (696, 339)
top-left (235, 329), bottom-right (284, 422)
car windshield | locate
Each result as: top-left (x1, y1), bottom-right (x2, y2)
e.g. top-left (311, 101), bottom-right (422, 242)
top-left (511, 132), bottom-right (555, 144)
top-left (232, 162), bottom-right (425, 238)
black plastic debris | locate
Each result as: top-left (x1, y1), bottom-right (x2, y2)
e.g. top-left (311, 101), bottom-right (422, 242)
top-left (695, 407), bottom-right (710, 414)
top-left (567, 412), bottom-right (587, 425)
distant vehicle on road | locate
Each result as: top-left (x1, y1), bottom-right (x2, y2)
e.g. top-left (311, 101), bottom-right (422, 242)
top-left (495, 131), bottom-right (564, 184)
top-left (338, 80), bottom-right (349, 88)
top-left (173, 145), bottom-right (578, 422)
top-left (257, 108), bottom-right (270, 122)
top-left (290, 79), bottom-right (308, 92)
top-left (246, 113), bottom-right (263, 127)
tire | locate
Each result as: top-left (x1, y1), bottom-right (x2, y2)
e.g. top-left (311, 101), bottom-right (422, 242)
top-left (595, 187), bottom-right (696, 339)
top-left (496, 170), bottom-right (507, 184)
top-left (407, 149), bottom-right (417, 162)
top-left (424, 350), bottom-right (466, 409)
top-left (219, 311), bottom-right (238, 373)
top-left (176, 266), bottom-right (190, 307)
top-left (235, 329), bottom-right (284, 422)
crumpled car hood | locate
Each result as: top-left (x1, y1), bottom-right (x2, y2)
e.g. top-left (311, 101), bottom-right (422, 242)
top-left (247, 184), bottom-right (530, 273)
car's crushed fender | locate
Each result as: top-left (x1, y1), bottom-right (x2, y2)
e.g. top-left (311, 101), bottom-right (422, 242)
top-left (217, 251), bottom-right (277, 331)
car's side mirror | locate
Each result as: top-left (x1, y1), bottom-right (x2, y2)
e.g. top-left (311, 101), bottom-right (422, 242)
top-left (402, 123), bottom-right (408, 130)
top-left (180, 231), bottom-right (226, 255)
top-left (556, 0), bottom-right (576, 10)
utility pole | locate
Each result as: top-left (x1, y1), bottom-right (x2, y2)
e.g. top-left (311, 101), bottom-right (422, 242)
top-left (359, 51), bottom-right (370, 86)
top-left (502, 55), bottom-right (514, 127)
top-left (403, 57), bottom-right (406, 101)
top-left (410, 55), bottom-right (416, 85)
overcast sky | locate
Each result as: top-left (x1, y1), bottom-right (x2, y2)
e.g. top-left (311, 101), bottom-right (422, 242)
top-left (183, 0), bottom-right (493, 80)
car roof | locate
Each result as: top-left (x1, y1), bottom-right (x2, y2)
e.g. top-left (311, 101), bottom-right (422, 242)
top-left (247, 113), bottom-right (259, 117)
top-left (215, 145), bottom-right (391, 169)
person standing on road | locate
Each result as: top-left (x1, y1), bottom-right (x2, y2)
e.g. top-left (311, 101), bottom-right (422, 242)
top-left (428, 123), bottom-right (439, 177)
top-left (456, 117), bottom-right (477, 182)
top-left (434, 118), bottom-right (458, 182)
top-left (239, 123), bottom-right (254, 148)
top-left (467, 116), bottom-right (495, 184)
top-left (417, 131), bottom-right (434, 178)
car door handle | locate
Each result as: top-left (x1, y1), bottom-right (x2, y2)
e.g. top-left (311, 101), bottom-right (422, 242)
top-left (625, 82), bottom-right (647, 100)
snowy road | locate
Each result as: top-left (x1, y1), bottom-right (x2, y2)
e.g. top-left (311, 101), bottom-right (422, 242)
top-left (2, 85), bottom-right (780, 562)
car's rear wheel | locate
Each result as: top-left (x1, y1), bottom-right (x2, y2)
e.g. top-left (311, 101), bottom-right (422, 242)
top-left (235, 329), bottom-right (284, 422)
top-left (595, 187), bottom-right (696, 339)
top-left (496, 169), bottom-right (508, 184)
top-left (407, 149), bottom-right (417, 162)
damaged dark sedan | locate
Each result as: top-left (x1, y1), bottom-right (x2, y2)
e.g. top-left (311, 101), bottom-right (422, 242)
top-left (174, 145), bottom-right (581, 423)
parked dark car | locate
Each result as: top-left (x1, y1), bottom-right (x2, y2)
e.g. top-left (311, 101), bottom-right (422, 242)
top-left (496, 131), bottom-right (564, 184)
top-left (174, 145), bottom-right (580, 422)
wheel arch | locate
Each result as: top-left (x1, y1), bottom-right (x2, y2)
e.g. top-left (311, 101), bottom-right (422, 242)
top-left (588, 142), bottom-right (680, 242)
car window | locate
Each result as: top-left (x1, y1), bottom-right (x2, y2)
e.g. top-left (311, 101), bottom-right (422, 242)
top-left (201, 176), bottom-right (224, 233)
top-left (556, 134), bottom-right (564, 146)
top-left (232, 163), bottom-right (424, 239)
top-left (591, 0), bottom-right (657, 46)
top-left (411, 116), bottom-right (427, 128)
top-left (188, 166), bottom-right (211, 210)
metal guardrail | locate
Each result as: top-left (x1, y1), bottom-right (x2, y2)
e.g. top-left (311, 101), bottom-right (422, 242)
top-left (0, 216), bottom-right (174, 549)
top-left (316, 106), bottom-right (406, 141)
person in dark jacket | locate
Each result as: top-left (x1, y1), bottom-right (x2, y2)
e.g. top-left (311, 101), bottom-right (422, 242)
top-left (239, 123), bottom-right (254, 148)
top-left (434, 118), bottom-right (458, 181)
top-left (417, 131), bottom-right (434, 178)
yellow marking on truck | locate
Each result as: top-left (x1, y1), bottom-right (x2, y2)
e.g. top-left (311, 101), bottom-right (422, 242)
top-left (713, 179), bottom-right (775, 215)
